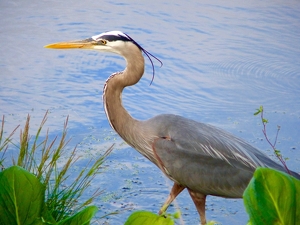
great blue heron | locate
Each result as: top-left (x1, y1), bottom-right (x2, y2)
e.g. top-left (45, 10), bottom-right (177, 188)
top-left (45, 31), bottom-right (300, 224)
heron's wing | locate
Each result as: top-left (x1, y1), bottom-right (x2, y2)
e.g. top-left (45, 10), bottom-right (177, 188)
top-left (147, 114), bottom-right (285, 197)
top-left (152, 133), bottom-right (254, 197)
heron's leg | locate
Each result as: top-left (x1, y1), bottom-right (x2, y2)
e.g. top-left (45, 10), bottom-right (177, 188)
top-left (159, 182), bottom-right (185, 215)
top-left (188, 190), bottom-right (207, 225)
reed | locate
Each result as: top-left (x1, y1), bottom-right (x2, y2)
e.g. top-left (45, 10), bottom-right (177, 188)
top-left (0, 111), bottom-right (112, 221)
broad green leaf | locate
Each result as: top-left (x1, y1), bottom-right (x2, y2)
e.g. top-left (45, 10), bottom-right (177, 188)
top-left (124, 211), bottom-right (174, 225)
top-left (0, 166), bottom-right (46, 225)
top-left (243, 167), bottom-right (300, 225)
top-left (57, 205), bottom-right (98, 225)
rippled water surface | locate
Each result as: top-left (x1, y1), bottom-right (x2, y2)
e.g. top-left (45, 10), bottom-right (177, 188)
top-left (1, 1), bottom-right (300, 224)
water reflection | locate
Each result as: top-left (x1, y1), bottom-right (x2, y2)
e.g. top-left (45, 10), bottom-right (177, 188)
top-left (1, 0), bottom-right (300, 224)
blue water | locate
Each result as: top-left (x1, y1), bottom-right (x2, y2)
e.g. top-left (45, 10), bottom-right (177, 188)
top-left (1, 1), bottom-right (300, 224)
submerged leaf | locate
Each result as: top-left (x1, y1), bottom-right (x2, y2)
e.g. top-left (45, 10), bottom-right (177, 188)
top-left (124, 211), bottom-right (174, 225)
top-left (243, 167), bottom-right (300, 225)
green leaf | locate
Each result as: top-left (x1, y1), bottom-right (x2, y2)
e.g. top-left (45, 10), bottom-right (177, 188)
top-left (254, 106), bottom-right (263, 116)
top-left (172, 211), bottom-right (180, 219)
top-left (0, 166), bottom-right (97, 225)
top-left (274, 149), bottom-right (281, 156)
top-left (243, 167), bottom-right (300, 225)
top-left (56, 206), bottom-right (98, 225)
top-left (124, 211), bottom-right (174, 225)
top-left (253, 110), bottom-right (261, 116)
top-left (0, 166), bottom-right (46, 225)
top-left (259, 105), bottom-right (263, 111)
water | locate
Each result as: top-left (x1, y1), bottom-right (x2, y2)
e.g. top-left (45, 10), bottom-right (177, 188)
top-left (1, 1), bottom-right (300, 224)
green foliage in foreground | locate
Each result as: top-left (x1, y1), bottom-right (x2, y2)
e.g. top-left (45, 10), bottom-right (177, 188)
top-left (243, 167), bottom-right (300, 225)
top-left (0, 166), bottom-right (97, 225)
top-left (0, 112), bottom-right (112, 222)
top-left (124, 211), bottom-right (174, 225)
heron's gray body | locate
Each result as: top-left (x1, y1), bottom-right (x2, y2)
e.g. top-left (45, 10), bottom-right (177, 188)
top-left (45, 31), bottom-right (300, 224)
top-left (141, 114), bottom-right (293, 197)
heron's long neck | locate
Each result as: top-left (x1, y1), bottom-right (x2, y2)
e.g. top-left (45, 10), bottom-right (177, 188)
top-left (103, 50), bottom-right (144, 145)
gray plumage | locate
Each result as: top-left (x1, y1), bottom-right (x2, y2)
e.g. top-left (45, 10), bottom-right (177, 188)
top-left (146, 114), bottom-right (299, 196)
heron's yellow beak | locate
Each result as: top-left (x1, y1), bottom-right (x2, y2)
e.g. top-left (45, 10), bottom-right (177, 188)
top-left (44, 39), bottom-right (95, 49)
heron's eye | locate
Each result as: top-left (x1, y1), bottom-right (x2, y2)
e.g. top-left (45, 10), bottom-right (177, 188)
top-left (99, 39), bottom-right (107, 45)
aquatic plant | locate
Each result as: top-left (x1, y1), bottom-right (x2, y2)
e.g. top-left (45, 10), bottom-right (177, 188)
top-left (0, 112), bottom-right (112, 222)
top-left (254, 105), bottom-right (291, 174)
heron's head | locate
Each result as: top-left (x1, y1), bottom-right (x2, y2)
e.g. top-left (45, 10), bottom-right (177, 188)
top-left (45, 31), bottom-right (142, 56)
top-left (45, 30), bottom-right (162, 83)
